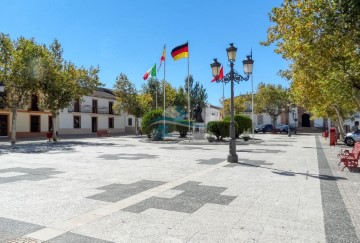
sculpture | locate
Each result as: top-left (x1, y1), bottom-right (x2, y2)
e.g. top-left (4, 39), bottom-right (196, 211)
top-left (193, 103), bottom-right (204, 123)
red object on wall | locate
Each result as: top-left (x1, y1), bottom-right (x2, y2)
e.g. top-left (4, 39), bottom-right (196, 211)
top-left (330, 127), bottom-right (336, 146)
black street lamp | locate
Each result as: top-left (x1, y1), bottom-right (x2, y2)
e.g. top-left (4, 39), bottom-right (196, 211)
top-left (287, 103), bottom-right (291, 137)
top-left (291, 104), bottom-right (297, 134)
top-left (210, 43), bottom-right (254, 163)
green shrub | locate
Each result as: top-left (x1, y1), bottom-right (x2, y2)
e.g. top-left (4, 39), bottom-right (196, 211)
top-left (223, 114), bottom-right (252, 137)
top-left (207, 121), bottom-right (221, 140)
top-left (141, 109), bottom-right (163, 136)
top-left (207, 121), bottom-right (238, 140)
top-left (175, 120), bottom-right (192, 138)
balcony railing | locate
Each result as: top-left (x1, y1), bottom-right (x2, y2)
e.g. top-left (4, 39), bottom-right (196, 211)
top-left (68, 105), bottom-right (117, 114)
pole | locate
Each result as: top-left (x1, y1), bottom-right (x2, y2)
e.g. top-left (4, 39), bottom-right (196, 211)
top-left (251, 71), bottom-right (254, 141)
top-left (288, 107), bottom-right (291, 137)
top-left (228, 62), bottom-right (238, 163)
top-left (222, 82), bottom-right (225, 118)
top-left (187, 43), bottom-right (190, 143)
top-left (163, 45), bottom-right (166, 141)
top-left (155, 79), bottom-right (158, 110)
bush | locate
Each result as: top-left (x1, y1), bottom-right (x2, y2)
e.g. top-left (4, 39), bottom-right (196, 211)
top-left (223, 114), bottom-right (252, 138)
top-left (141, 109), bottom-right (163, 136)
top-left (207, 121), bottom-right (238, 140)
top-left (207, 121), bottom-right (221, 140)
top-left (175, 120), bottom-right (192, 138)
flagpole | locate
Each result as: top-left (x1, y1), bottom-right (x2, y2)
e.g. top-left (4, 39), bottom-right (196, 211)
top-left (156, 79), bottom-right (158, 110)
top-left (187, 42), bottom-right (190, 143)
top-left (251, 49), bottom-right (254, 142)
top-left (163, 45), bottom-right (166, 141)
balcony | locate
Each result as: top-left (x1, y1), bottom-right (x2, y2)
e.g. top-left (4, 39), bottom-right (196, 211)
top-left (68, 105), bottom-right (117, 115)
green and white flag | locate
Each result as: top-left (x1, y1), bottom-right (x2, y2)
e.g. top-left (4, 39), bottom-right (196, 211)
top-left (143, 64), bottom-right (156, 80)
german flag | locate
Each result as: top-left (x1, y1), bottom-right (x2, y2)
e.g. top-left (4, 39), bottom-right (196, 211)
top-left (171, 42), bottom-right (188, 61)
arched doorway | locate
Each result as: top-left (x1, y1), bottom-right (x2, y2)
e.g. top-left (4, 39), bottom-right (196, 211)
top-left (302, 113), bottom-right (310, 127)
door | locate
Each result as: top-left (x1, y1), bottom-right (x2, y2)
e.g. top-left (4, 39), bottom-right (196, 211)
top-left (92, 117), bottom-right (97, 132)
top-left (302, 113), bottom-right (311, 127)
top-left (0, 115), bottom-right (7, 136)
top-left (30, 115), bottom-right (41, 132)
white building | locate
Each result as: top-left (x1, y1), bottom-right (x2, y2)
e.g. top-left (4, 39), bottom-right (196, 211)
top-left (59, 88), bottom-right (137, 135)
top-left (203, 103), bottom-right (222, 124)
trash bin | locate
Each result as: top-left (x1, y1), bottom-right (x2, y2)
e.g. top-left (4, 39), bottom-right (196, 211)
top-left (329, 127), bottom-right (336, 146)
top-left (46, 132), bottom-right (52, 141)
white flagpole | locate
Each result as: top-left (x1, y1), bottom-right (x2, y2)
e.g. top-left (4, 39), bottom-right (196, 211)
top-left (187, 42), bottom-right (190, 143)
top-left (163, 45), bottom-right (166, 141)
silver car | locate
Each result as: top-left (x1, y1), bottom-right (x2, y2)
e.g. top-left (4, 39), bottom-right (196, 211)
top-left (344, 130), bottom-right (360, 146)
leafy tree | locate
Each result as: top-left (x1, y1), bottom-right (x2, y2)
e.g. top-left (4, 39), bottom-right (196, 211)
top-left (254, 83), bottom-right (289, 127)
top-left (39, 39), bottom-right (102, 141)
top-left (222, 96), bottom-right (246, 117)
top-left (0, 34), bottom-right (47, 145)
top-left (114, 73), bottom-right (151, 133)
top-left (262, 0), bottom-right (360, 136)
top-left (141, 77), bottom-right (160, 109)
top-left (184, 75), bottom-right (208, 118)
top-left (174, 86), bottom-right (187, 113)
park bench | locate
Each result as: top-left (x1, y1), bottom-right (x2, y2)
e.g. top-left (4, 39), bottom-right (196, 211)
top-left (96, 129), bottom-right (109, 137)
top-left (338, 142), bottom-right (360, 171)
top-left (338, 142), bottom-right (360, 161)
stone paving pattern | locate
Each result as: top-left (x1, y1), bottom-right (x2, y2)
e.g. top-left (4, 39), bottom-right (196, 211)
top-left (0, 134), bottom-right (359, 242)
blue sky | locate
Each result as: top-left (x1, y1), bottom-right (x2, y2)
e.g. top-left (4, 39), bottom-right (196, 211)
top-left (0, 0), bottom-right (288, 106)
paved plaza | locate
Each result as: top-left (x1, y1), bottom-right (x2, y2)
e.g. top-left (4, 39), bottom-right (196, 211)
top-left (0, 134), bottom-right (360, 243)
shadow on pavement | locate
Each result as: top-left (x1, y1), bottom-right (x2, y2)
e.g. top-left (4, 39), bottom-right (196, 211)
top-left (0, 141), bottom-right (119, 155)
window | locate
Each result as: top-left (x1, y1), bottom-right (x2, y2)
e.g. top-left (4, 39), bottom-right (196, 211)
top-left (92, 100), bottom-right (98, 113)
top-left (74, 116), bottom-right (81, 128)
top-left (30, 115), bottom-right (40, 132)
top-left (128, 118), bottom-right (132, 126)
top-left (109, 117), bottom-right (114, 128)
top-left (31, 95), bottom-right (39, 111)
top-left (109, 102), bottom-right (113, 114)
top-left (74, 99), bottom-right (80, 112)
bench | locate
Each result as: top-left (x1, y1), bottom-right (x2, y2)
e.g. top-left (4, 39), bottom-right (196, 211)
top-left (96, 129), bottom-right (109, 137)
top-left (338, 142), bottom-right (360, 171)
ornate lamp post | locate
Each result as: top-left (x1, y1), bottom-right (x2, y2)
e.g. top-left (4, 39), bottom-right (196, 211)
top-left (291, 104), bottom-right (297, 134)
top-left (210, 43), bottom-right (254, 163)
top-left (287, 102), bottom-right (291, 137)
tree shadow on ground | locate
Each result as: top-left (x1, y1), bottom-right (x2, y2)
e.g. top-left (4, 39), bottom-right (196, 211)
top-left (226, 160), bottom-right (347, 181)
top-left (0, 141), bottom-right (120, 155)
top-left (98, 153), bottom-right (158, 161)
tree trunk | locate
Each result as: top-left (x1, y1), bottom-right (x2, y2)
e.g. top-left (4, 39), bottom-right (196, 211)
top-left (333, 106), bottom-right (345, 140)
top-left (52, 112), bottom-right (58, 142)
top-left (10, 107), bottom-right (17, 146)
top-left (135, 117), bottom-right (138, 135)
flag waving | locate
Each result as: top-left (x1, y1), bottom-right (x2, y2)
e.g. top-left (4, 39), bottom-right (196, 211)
top-left (158, 45), bottom-right (166, 71)
top-left (211, 66), bottom-right (224, 82)
top-left (171, 42), bottom-right (189, 61)
top-left (143, 64), bottom-right (156, 80)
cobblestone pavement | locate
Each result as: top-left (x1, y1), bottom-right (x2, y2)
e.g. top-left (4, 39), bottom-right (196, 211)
top-left (0, 134), bottom-right (359, 243)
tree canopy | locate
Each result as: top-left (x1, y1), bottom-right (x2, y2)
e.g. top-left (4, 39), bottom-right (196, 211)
top-left (262, 0), bottom-right (360, 135)
top-left (254, 83), bottom-right (289, 127)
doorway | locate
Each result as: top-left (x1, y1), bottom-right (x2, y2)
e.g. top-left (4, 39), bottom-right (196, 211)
top-left (302, 113), bottom-right (311, 127)
top-left (30, 115), bottom-right (41, 132)
top-left (92, 117), bottom-right (97, 132)
top-left (0, 115), bottom-right (8, 136)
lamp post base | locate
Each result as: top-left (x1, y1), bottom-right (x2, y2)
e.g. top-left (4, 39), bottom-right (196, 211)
top-left (227, 153), bottom-right (238, 163)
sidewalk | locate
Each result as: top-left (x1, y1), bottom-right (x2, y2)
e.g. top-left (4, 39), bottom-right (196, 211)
top-left (0, 134), bottom-right (359, 242)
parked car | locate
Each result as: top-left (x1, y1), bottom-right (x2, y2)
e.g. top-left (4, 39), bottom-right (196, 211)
top-left (344, 130), bottom-right (360, 146)
top-left (280, 125), bottom-right (296, 133)
top-left (254, 125), bottom-right (264, 133)
top-left (255, 124), bottom-right (273, 133)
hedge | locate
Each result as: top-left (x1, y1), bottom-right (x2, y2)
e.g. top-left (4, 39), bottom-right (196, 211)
top-left (223, 114), bottom-right (252, 138)
top-left (141, 109), bottom-right (164, 136)
top-left (207, 121), bottom-right (238, 140)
